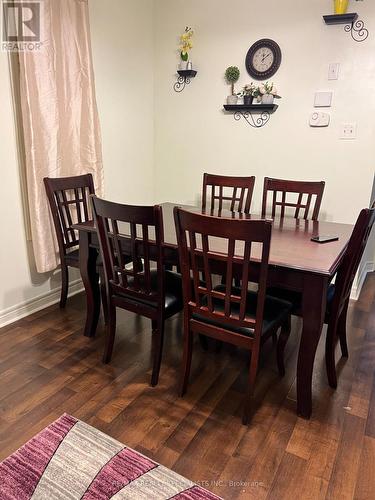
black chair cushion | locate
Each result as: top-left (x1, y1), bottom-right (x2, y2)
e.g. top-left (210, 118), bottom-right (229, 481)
top-left (65, 249), bottom-right (104, 268)
top-left (267, 284), bottom-right (335, 317)
top-left (116, 270), bottom-right (183, 318)
top-left (192, 285), bottom-right (292, 338)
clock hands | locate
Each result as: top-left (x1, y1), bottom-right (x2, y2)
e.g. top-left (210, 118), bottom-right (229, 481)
top-left (261, 53), bottom-right (271, 63)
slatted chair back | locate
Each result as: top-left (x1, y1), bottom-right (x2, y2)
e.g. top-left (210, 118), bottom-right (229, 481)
top-left (202, 173), bottom-right (255, 214)
top-left (174, 207), bottom-right (272, 343)
top-left (44, 174), bottom-right (95, 256)
top-left (91, 196), bottom-right (164, 308)
top-left (332, 208), bottom-right (375, 318)
top-left (261, 177), bottom-right (325, 220)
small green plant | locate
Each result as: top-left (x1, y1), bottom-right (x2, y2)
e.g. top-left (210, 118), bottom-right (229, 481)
top-left (225, 66), bottom-right (240, 95)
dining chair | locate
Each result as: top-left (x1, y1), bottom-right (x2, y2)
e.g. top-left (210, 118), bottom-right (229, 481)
top-left (91, 196), bottom-right (183, 387)
top-left (202, 173), bottom-right (256, 214)
top-left (261, 177), bottom-right (325, 220)
top-left (44, 174), bottom-right (97, 308)
top-left (174, 207), bottom-right (293, 425)
top-left (325, 207), bottom-right (375, 388)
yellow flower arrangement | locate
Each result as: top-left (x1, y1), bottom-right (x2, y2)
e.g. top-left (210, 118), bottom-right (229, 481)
top-left (179, 27), bottom-right (194, 62)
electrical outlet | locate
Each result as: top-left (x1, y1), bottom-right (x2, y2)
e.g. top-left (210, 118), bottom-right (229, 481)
top-left (328, 63), bottom-right (340, 80)
top-left (340, 123), bottom-right (357, 140)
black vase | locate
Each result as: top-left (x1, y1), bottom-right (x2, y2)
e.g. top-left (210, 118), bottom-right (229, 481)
top-left (244, 95), bottom-right (254, 106)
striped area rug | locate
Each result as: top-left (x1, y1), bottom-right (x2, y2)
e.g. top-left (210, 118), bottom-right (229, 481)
top-left (0, 414), bottom-right (222, 500)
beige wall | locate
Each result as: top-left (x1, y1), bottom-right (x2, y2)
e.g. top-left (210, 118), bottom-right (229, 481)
top-left (153, 0), bottom-right (375, 225)
top-left (90, 0), bottom-right (155, 205)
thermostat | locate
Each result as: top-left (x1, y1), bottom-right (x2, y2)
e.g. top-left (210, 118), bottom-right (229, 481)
top-left (309, 112), bottom-right (330, 127)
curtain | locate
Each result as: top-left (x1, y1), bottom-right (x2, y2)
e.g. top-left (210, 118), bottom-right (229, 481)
top-left (17, 0), bottom-right (104, 273)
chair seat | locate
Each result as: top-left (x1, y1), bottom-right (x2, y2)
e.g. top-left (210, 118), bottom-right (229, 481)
top-left (115, 270), bottom-right (183, 317)
top-left (267, 284), bottom-right (336, 317)
top-left (192, 285), bottom-right (292, 338)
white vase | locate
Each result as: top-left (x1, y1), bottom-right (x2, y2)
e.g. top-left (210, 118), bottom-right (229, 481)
top-left (227, 95), bottom-right (238, 105)
top-left (179, 61), bottom-right (188, 71)
top-left (262, 94), bottom-right (274, 105)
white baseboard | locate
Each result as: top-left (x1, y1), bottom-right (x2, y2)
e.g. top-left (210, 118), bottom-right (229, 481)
top-left (351, 261), bottom-right (374, 301)
top-left (0, 279), bottom-right (84, 329)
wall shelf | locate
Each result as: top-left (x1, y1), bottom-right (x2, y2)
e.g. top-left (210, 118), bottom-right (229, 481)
top-left (223, 104), bottom-right (278, 128)
top-left (173, 70), bottom-right (197, 93)
top-left (323, 13), bottom-right (369, 42)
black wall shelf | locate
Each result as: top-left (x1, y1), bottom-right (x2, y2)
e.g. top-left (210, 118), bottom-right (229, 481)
top-left (223, 104), bottom-right (278, 128)
top-left (174, 70), bottom-right (197, 93)
top-left (323, 13), bottom-right (369, 42)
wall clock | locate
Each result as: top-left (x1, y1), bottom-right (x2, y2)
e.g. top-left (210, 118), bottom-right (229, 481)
top-left (245, 39), bottom-right (282, 80)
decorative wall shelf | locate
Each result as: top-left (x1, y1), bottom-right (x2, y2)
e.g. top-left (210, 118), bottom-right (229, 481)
top-left (323, 13), bottom-right (369, 42)
top-left (173, 70), bottom-right (197, 93)
top-left (223, 104), bottom-right (278, 128)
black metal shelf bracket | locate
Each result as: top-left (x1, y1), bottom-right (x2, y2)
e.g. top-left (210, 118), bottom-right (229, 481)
top-left (323, 13), bottom-right (369, 43)
top-left (223, 104), bottom-right (278, 129)
top-left (173, 70), bottom-right (197, 93)
top-left (344, 19), bottom-right (369, 42)
top-left (234, 110), bottom-right (271, 128)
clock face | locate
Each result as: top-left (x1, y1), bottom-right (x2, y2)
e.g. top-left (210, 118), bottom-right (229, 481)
top-left (246, 39), bottom-right (282, 80)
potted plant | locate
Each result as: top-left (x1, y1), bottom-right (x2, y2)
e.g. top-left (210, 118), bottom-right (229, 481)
top-left (241, 83), bottom-right (256, 105)
top-left (179, 27), bottom-right (194, 70)
top-left (259, 82), bottom-right (280, 105)
top-left (334, 0), bottom-right (349, 14)
top-left (225, 66), bottom-right (240, 105)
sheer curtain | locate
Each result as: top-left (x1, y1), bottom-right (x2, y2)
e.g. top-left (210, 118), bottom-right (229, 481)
top-left (17, 0), bottom-right (104, 273)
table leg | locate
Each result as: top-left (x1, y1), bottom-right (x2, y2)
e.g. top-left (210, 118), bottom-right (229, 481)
top-left (297, 274), bottom-right (328, 418)
top-left (79, 231), bottom-right (100, 338)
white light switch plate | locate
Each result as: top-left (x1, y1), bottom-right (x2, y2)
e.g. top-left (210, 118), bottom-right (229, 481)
top-left (328, 63), bottom-right (340, 80)
top-left (340, 123), bottom-right (357, 139)
top-left (309, 112), bottom-right (330, 127)
top-left (314, 91), bottom-right (333, 107)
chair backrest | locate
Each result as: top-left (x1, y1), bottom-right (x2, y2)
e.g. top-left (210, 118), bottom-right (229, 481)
top-left (261, 177), bottom-right (325, 220)
top-left (332, 208), bottom-right (375, 317)
top-left (91, 196), bottom-right (165, 308)
top-left (202, 173), bottom-right (255, 214)
top-left (44, 174), bottom-right (95, 256)
top-left (174, 207), bottom-right (272, 342)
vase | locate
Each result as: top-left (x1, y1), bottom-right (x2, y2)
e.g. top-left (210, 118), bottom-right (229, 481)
top-left (227, 95), bottom-right (238, 105)
top-left (179, 61), bottom-right (188, 71)
top-left (244, 95), bottom-right (254, 106)
top-left (262, 94), bottom-right (274, 105)
top-left (334, 0), bottom-right (349, 14)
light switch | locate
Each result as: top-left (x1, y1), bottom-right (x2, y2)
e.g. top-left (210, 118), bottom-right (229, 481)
top-left (340, 123), bottom-right (357, 140)
top-left (328, 63), bottom-right (340, 80)
top-left (314, 91), bottom-right (333, 107)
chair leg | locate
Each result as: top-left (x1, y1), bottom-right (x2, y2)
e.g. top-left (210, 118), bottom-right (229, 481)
top-left (337, 300), bottom-right (349, 358)
top-left (60, 264), bottom-right (69, 308)
top-left (199, 334), bottom-right (208, 351)
top-left (277, 316), bottom-right (291, 377)
top-left (103, 303), bottom-right (116, 364)
top-left (99, 269), bottom-right (108, 326)
top-left (151, 318), bottom-right (165, 387)
top-left (242, 349), bottom-right (259, 425)
top-left (179, 317), bottom-right (193, 397)
top-left (325, 321), bottom-right (338, 389)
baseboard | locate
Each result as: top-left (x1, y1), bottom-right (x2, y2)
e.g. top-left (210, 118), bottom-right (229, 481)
top-left (0, 279), bottom-right (84, 329)
top-left (351, 261), bottom-right (374, 301)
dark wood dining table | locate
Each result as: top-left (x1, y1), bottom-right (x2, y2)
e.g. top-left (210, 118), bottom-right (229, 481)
top-left (72, 202), bottom-right (354, 420)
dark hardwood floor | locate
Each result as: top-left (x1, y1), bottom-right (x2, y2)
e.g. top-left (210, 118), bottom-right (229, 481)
top-left (0, 274), bottom-right (374, 499)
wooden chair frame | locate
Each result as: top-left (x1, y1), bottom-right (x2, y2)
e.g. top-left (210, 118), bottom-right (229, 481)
top-left (92, 195), bottom-right (169, 386)
top-left (261, 177), bottom-right (325, 220)
top-left (325, 207), bottom-right (375, 388)
top-left (202, 173), bottom-right (255, 214)
top-left (44, 174), bottom-right (96, 307)
top-left (174, 207), bottom-right (291, 424)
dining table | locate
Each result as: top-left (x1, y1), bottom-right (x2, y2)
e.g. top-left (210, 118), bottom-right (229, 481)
top-left (72, 202), bottom-right (354, 420)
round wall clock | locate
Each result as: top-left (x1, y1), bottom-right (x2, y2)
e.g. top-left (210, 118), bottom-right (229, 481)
top-left (245, 39), bottom-right (282, 80)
